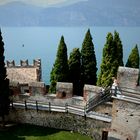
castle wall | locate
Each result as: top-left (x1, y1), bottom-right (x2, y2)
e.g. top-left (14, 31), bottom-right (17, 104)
top-left (56, 82), bottom-right (73, 98)
top-left (29, 82), bottom-right (46, 96)
top-left (117, 66), bottom-right (139, 88)
top-left (7, 67), bottom-right (38, 84)
top-left (108, 97), bottom-right (140, 140)
top-left (83, 85), bottom-right (101, 101)
top-left (6, 59), bottom-right (42, 84)
top-left (94, 102), bottom-right (112, 116)
top-left (6, 108), bottom-right (111, 140)
top-left (108, 67), bottom-right (140, 140)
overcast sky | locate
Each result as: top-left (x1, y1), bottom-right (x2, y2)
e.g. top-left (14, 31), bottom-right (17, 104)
top-left (0, 0), bottom-right (87, 7)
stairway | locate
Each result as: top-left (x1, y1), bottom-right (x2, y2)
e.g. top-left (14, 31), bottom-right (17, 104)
top-left (85, 87), bottom-right (112, 113)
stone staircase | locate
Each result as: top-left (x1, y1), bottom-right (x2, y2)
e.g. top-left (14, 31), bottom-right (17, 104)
top-left (85, 87), bottom-right (112, 113)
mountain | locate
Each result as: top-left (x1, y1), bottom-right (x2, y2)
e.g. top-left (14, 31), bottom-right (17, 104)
top-left (0, 0), bottom-right (140, 26)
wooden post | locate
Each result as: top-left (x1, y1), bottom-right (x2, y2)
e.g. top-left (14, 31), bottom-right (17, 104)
top-left (102, 130), bottom-right (108, 140)
top-left (11, 100), bottom-right (14, 109)
top-left (84, 106), bottom-right (87, 120)
top-left (65, 103), bottom-right (68, 113)
top-left (25, 100), bottom-right (27, 111)
top-left (49, 102), bottom-right (51, 113)
top-left (36, 101), bottom-right (38, 112)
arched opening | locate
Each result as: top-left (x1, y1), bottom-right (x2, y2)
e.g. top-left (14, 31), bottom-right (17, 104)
top-left (62, 91), bottom-right (66, 98)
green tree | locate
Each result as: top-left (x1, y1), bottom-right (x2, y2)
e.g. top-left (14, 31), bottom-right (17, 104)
top-left (68, 48), bottom-right (82, 96)
top-left (125, 44), bottom-right (139, 68)
top-left (97, 32), bottom-right (115, 87)
top-left (0, 29), bottom-right (10, 125)
top-left (97, 31), bottom-right (124, 87)
top-left (81, 29), bottom-right (97, 86)
top-left (49, 36), bottom-right (69, 93)
top-left (114, 30), bottom-right (124, 66)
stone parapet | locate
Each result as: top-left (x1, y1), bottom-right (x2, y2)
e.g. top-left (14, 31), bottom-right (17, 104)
top-left (83, 84), bottom-right (101, 101)
top-left (6, 59), bottom-right (42, 84)
top-left (56, 82), bottom-right (73, 99)
top-left (117, 66), bottom-right (139, 88)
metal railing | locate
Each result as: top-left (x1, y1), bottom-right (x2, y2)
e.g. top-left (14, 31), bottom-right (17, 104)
top-left (10, 99), bottom-right (111, 122)
top-left (85, 87), bottom-right (112, 113)
top-left (10, 100), bottom-right (86, 116)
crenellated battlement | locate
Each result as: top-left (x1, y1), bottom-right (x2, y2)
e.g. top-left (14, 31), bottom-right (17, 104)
top-left (6, 59), bottom-right (42, 83)
top-left (6, 59), bottom-right (41, 68)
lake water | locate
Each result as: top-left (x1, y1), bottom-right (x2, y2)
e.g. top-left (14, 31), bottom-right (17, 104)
top-left (1, 27), bottom-right (140, 84)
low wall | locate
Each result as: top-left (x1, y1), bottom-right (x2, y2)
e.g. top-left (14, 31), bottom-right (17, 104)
top-left (6, 108), bottom-right (111, 140)
top-left (94, 102), bottom-right (112, 116)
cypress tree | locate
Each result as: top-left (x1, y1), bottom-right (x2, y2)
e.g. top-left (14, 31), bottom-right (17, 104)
top-left (81, 29), bottom-right (97, 86)
top-left (49, 36), bottom-right (69, 93)
top-left (125, 44), bottom-right (139, 68)
top-left (114, 30), bottom-right (124, 66)
top-left (97, 31), bottom-right (124, 87)
top-left (68, 48), bottom-right (81, 96)
top-left (97, 32), bottom-right (115, 87)
top-left (0, 29), bottom-right (10, 124)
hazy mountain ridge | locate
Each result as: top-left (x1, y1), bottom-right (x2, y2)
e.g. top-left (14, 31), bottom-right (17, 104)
top-left (0, 0), bottom-right (140, 26)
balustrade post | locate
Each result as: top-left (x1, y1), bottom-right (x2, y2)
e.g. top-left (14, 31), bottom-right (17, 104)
top-left (84, 106), bottom-right (87, 120)
top-left (49, 102), bottom-right (51, 113)
top-left (65, 103), bottom-right (68, 113)
top-left (36, 101), bottom-right (38, 112)
top-left (25, 100), bottom-right (27, 111)
top-left (11, 100), bottom-right (14, 109)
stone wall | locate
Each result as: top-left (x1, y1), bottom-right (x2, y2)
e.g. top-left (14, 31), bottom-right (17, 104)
top-left (117, 66), bottom-right (139, 88)
top-left (94, 102), bottom-right (112, 116)
top-left (108, 98), bottom-right (140, 140)
top-left (29, 82), bottom-right (46, 96)
top-left (6, 59), bottom-right (42, 84)
top-left (7, 67), bottom-right (38, 84)
top-left (83, 85), bottom-right (101, 101)
top-left (56, 82), bottom-right (73, 98)
top-left (6, 108), bottom-right (111, 140)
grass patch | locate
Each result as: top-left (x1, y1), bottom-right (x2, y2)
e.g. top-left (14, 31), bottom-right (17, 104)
top-left (0, 124), bottom-right (93, 140)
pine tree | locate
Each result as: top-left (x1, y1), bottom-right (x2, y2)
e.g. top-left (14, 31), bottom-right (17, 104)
top-left (97, 31), bottom-right (124, 87)
top-left (97, 32), bottom-right (115, 87)
top-left (81, 29), bottom-right (97, 86)
top-left (49, 36), bottom-right (69, 93)
top-left (114, 31), bottom-right (124, 66)
top-left (125, 44), bottom-right (139, 68)
top-left (69, 48), bottom-right (81, 96)
top-left (0, 29), bottom-right (10, 124)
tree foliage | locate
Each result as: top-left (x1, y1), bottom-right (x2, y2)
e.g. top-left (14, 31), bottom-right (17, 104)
top-left (49, 36), bottom-right (69, 93)
top-left (81, 29), bottom-right (97, 86)
top-left (68, 48), bottom-right (82, 96)
top-left (125, 44), bottom-right (139, 68)
top-left (0, 29), bottom-right (10, 122)
top-left (114, 31), bottom-right (124, 66)
top-left (97, 31), bottom-right (123, 87)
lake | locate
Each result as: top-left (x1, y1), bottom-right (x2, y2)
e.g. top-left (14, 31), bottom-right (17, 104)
top-left (1, 27), bottom-right (140, 84)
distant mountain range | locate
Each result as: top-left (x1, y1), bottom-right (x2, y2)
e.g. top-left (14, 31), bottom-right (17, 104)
top-left (0, 0), bottom-right (140, 26)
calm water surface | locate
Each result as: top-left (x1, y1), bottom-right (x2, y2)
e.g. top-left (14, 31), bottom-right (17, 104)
top-left (2, 27), bottom-right (140, 84)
